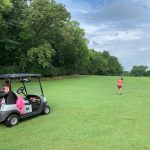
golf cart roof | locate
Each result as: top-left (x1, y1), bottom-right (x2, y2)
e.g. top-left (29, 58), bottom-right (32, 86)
top-left (0, 73), bottom-right (41, 79)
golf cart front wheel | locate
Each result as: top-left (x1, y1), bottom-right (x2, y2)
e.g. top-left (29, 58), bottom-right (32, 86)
top-left (42, 105), bottom-right (50, 115)
top-left (5, 114), bottom-right (20, 127)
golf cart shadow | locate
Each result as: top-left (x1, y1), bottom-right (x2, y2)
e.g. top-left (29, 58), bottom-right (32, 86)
top-left (0, 115), bottom-right (41, 127)
top-left (18, 113), bottom-right (47, 124)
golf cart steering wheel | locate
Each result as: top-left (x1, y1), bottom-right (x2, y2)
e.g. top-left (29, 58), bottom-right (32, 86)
top-left (16, 87), bottom-right (25, 95)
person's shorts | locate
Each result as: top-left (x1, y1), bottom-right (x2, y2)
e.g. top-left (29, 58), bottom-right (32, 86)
top-left (117, 85), bottom-right (122, 89)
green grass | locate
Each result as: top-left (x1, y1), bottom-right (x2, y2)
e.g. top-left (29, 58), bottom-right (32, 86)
top-left (1, 75), bottom-right (150, 150)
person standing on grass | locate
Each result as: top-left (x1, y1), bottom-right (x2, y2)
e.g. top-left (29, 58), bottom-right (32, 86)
top-left (117, 77), bottom-right (123, 95)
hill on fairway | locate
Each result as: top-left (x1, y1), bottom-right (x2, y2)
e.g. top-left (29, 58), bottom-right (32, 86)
top-left (1, 75), bottom-right (150, 150)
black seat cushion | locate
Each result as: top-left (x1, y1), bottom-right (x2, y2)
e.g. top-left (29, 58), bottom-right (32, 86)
top-left (6, 92), bottom-right (17, 104)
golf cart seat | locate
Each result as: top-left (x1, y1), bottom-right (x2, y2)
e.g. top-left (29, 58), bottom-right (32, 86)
top-left (26, 95), bottom-right (41, 111)
top-left (6, 92), bottom-right (17, 104)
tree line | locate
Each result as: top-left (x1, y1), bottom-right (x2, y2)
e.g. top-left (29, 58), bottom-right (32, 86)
top-left (0, 0), bottom-right (123, 76)
top-left (125, 65), bottom-right (150, 77)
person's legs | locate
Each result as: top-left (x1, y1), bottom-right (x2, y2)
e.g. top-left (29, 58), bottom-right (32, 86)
top-left (117, 85), bottom-right (122, 95)
top-left (119, 87), bottom-right (122, 95)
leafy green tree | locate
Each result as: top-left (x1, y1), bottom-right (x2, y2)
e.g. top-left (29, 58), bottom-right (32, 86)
top-left (102, 50), bottom-right (123, 75)
top-left (53, 20), bottom-right (89, 74)
top-left (0, 0), bottom-right (28, 68)
top-left (0, 0), bottom-right (12, 28)
top-left (107, 56), bottom-right (123, 75)
top-left (24, 0), bottom-right (70, 46)
top-left (88, 50), bottom-right (123, 75)
top-left (131, 65), bottom-right (148, 76)
top-left (145, 70), bottom-right (150, 76)
top-left (27, 42), bottom-right (55, 73)
top-left (88, 50), bottom-right (107, 75)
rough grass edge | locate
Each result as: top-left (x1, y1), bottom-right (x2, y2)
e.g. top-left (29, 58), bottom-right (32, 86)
top-left (41, 74), bottom-right (81, 81)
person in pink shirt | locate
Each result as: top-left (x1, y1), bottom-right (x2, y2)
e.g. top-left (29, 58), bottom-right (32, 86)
top-left (117, 77), bottom-right (123, 95)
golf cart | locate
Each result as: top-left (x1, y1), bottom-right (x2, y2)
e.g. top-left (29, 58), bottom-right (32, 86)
top-left (0, 74), bottom-right (50, 127)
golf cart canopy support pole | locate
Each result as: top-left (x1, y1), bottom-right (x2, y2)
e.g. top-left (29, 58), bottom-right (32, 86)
top-left (38, 77), bottom-right (44, 96)
top-left (8, 78), bottom-right (11, 91)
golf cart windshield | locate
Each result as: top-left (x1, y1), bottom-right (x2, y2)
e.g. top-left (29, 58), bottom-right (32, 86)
top-left (13, 77), bottom-right (42, 96)
top-left (0, 74), bottom-right (43, 97)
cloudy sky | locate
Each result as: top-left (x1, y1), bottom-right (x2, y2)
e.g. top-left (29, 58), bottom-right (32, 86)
top-left (56, 0), bottom-right (150, 71)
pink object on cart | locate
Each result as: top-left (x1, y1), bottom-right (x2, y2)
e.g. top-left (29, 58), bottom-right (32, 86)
top-left (16, 96), bottom-right (24, 114)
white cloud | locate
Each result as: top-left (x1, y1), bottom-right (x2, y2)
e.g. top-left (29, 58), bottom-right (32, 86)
top-left (56, 0), bottom-right (150, 70)
top-left (86, 26), bottom-right (145, 45)
top-left (76, 9), bottom-right (89, 14)
top-left (139, 48), bottom-right (150, 52)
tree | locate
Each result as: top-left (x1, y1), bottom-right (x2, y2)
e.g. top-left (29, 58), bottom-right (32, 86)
top-left (131, 65), bottom-right (148, 76)
top-left (88, 50), bottom-right (107, 75)
top-left (27, 42), bottom-right (55, 74)
top-left (107, 56), bottom-right (123, 75)
top-left (52, 20), bottom-right (89, 74)
top-left (88, 50), bottom-right (123, 75)
top-left (0, 0), bottom-right (28, 68)
top-left (24, 0), bottom-right (70, 47)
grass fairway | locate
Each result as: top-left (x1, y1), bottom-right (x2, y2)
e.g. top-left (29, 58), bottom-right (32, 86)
top-left (1, 75), bottom-right (150, 150)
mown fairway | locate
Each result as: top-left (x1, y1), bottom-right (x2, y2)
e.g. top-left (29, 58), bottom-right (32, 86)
top-left (1, 75), bottom-right (150, 150)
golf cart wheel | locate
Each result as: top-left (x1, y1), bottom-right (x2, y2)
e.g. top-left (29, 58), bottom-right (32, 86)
top-left (42, 105), bottom-right (50, 115)
top-left (5, 114), bottom-right (20, 127)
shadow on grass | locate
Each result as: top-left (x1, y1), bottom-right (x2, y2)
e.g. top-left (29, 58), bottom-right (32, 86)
top-left (0, 112), bottom-right (51, 128)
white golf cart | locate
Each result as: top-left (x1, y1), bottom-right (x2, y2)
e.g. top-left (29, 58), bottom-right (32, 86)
top-left (0, 74), bottom-right (50, 127)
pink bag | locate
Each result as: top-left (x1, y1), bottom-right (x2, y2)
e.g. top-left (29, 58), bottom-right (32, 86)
top-left (16, 96), bottom-right (24, 114)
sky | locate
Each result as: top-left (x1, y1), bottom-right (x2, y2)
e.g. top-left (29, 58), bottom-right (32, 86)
top-left (56, 0), bottom-right (150, 71)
